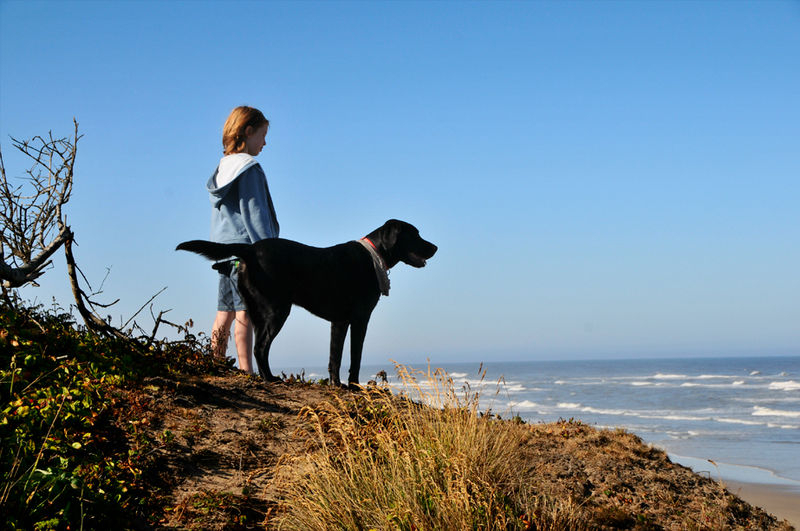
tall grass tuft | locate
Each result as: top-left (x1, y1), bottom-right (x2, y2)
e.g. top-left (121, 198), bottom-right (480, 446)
top-left (272, 363), bottom-right (588, 530)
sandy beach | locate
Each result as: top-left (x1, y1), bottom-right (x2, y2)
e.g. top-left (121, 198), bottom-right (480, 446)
top-left (726, 481), bottom-right (800, 529)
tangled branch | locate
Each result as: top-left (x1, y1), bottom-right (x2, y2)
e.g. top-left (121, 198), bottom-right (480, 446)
top-left (1, 121), bottom-right (180, 345)
top-left (0, 120), bottom-right (80, 289)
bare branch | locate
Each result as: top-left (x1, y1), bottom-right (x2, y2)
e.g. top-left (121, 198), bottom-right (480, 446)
top-left (1, 119), bottom-right (80, 289)
top-left (64, 235), bottom-right (130, 341)
top-left (122, 286), bottom-right (167, 330)
top-left (2, 121), bottom-right (180, 352)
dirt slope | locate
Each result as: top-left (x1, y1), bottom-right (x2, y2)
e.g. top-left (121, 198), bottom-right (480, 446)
top-left (130, 370), bottom-right (794, 530)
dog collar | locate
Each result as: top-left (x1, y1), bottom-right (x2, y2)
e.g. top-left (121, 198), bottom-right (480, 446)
top-left (358, 238), bottom-right (390, 296)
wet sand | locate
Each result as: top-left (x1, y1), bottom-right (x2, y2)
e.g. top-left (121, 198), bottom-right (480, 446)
top-left (725, 481), bottom-right (800, 529)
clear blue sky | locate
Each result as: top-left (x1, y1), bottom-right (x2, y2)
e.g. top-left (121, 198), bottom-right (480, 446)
top-left (2, 1), bottom-right (798, 368)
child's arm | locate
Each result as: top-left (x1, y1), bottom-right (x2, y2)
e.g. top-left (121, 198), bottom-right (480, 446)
top-left (237, 165), bottom-right (279, 242)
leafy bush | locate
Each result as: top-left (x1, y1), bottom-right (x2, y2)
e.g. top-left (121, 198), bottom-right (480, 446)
top-left (0, 302), bottom-right (229, 529)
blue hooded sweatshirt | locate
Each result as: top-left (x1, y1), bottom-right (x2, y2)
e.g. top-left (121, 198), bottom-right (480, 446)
top-left (207, 153), bottom-right (279, 245)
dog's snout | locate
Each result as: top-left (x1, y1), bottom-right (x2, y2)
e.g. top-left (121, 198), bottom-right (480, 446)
top-left (424, 240), bottom-right (438, 258)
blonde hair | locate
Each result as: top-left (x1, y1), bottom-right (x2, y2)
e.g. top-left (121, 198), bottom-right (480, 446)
top-left (222, 106), bottom-right (269, 155)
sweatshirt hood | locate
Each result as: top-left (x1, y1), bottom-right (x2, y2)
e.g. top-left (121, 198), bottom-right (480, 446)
top-left (207, 153), bottom-right (258, 206)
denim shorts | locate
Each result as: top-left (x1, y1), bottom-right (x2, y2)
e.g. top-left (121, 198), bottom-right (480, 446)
top-left (217, 262), bottom-right (246, 312)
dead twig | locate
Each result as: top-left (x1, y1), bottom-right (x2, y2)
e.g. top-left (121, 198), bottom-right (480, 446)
top-left (0, 120), bottom-right (79, 289)
top-left (64, 235), bottom-right (131, 342)
top-left (123, 286), bottom-right (167, 331)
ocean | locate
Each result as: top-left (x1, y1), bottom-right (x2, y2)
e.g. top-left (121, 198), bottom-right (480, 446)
top-left (296, 356), bottom-right (800, 488)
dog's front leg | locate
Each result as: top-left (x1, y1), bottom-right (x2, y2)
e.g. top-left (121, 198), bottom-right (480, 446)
top-left (348, 319), bottom-right (369, 388)
top-left (329, 322), bottom-right (348, 386)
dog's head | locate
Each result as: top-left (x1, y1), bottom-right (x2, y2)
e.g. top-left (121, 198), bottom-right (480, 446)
top-left (368, 219), bottom-right (438, 269)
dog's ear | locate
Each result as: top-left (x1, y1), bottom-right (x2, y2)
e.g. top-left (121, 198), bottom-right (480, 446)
top-left (381, 219), bottom-right (404, 248)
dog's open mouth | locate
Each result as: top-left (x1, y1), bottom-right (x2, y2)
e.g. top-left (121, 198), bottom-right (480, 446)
top-left (407, 253), bottom-right (428, 268)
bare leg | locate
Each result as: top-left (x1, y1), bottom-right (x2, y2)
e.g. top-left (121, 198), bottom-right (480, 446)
top-left (233, 310), bottom-right (254, 373)
top-left (211, 311), bottom-right (235, 358)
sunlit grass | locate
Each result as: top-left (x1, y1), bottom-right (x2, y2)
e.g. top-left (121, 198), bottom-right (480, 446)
top-left (271, 363), bottom-right (588, 530)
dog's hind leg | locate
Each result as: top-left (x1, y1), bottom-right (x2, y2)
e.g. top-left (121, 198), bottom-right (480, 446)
top-left (329, 322), bottom-right (348, 387)
top-left (250, 303), bottom-right (291, 383)
top-left (237, 263), bottom-right (291, 383)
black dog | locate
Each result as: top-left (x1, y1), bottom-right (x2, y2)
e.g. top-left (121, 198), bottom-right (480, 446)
top-left (177, 219), bottom-right (437, 387)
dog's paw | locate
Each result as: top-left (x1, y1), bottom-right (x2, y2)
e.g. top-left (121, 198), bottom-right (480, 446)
top-left (261, 374), bottom-right (282, 384)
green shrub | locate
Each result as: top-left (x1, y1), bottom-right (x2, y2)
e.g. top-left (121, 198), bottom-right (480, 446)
top-left (0, 302), bottom-right (228, 529)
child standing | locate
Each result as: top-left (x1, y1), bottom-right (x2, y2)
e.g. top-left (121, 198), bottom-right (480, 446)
top-left (207, 106), bottom-right (279, 372)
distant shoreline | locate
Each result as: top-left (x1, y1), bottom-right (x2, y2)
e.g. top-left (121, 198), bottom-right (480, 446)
top-left (726, 481), bottom-right (800, 528)
top-left (665, 453), bottom-right (800, 527)
top-left (667, 453), bottom-right (800, 487)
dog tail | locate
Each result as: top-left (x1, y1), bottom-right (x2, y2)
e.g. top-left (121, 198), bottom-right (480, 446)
top-left (175, 240), bottom-right (252, 262)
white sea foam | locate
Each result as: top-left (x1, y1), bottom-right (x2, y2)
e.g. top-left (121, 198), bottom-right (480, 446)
top-left (449, 372), bottom-right (468, 379)
top-left (666, 430), bottom-right (703, 439)
top-left (566, 407), bottom-right (726, 423)
top-left (631, 381), bottom-right (653, 386)
top-left (752, 406), bottom-right (800, 418)
top-left (634, 412), bottom-right (712, 422)
top-left (769, 381), bottom-right (800, 391)
top-left (507, 400), bottom-right (539, 410)
top-left (716, 417), bottom-right (764, 426)
top-left (657, 414), bottom-right (712, 422)
top-left (578, 405), bottom-right (629, 416)
top-left (680, 381), bottom-right (752, 389)
top-left (750, 370), bottom-right (761, 376)
top-left (456, 378), bottom-right (496, 388)
top-left (557, 402), bottom-right (581, 409)
top-left (653, 373), bottom-right (687, 380)
top-left (666, 431), bottom-right (691, 439)
top-left (733, 396), bottom-right (800, 405)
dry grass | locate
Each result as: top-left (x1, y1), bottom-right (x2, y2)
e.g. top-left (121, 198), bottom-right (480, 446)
top-left (268, 364), bottom-right (793, 531)
top-left (270, 364), bottom-right (587, 530)
top-left (116, 364), bottom-right (792, 529)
